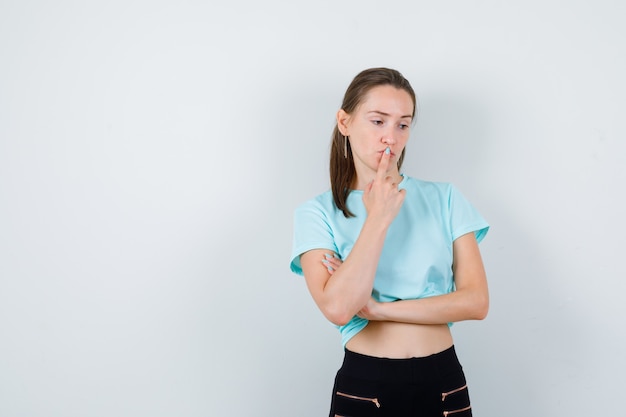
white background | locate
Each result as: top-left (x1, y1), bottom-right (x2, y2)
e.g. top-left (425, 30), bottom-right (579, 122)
top-left (1, 1), bottom-right (624, 416)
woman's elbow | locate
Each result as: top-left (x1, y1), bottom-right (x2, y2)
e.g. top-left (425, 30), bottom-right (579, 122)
top-left (322, 302), bottom-right (354, 327)
top-left (327, 316), bottom-right (351, 327)
top-left (472, 292), bottom-right (489, 320)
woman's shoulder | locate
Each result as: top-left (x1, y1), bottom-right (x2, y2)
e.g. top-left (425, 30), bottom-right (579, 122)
top-left (295, 189), bottom-right (335, 213)
top-left (402, 175), bottom-right (454, 195)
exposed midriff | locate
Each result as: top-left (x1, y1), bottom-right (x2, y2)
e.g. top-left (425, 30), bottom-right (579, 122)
top-left (345, 321), bottom-right (454, 359)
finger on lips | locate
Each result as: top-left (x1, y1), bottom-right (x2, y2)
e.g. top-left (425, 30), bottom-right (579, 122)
top-left (376, 146), bottom-right (391, 178)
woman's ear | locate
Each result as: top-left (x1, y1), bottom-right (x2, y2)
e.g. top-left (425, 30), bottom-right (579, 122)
top-left (336, 109), bottom-right (350, 136)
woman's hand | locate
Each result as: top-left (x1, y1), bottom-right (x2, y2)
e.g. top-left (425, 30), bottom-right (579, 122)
top-left (322, 253), bottom-right (343, 274)
top-left (357, 297), bottom-right (383, 321)
top-left (362, 147), bottom-right (406, 226)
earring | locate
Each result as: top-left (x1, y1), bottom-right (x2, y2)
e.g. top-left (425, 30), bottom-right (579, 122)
top-left (344, 136), bottom-right (348, 158)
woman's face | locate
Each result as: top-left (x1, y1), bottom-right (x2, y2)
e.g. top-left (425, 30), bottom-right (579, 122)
top-left (337, 85), bottom-right (414, 179)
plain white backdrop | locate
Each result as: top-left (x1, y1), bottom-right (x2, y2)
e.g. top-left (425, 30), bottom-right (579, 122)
top-left (1, 1), bottom-right (624, 416)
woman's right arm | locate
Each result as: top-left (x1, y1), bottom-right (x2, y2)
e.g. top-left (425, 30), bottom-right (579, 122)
top-left (299, 150), bottom-right (404, 326)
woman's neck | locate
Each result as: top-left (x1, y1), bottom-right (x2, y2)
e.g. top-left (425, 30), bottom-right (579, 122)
top-left (352, 169), bottom-right (403, 191)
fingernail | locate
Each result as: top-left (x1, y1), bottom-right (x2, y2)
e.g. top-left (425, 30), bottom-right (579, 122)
top-left (322, 259), bottom-right (329, 264)
top-left (385, 147), bottom-right (390, 155)
top-left (324, 253), bottom-right (333, 259)
top-left (327, 266), bottom-right (334, 272)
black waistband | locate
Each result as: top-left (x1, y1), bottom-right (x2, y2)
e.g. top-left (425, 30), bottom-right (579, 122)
top-left (339, 345), bottom-right (462, 384)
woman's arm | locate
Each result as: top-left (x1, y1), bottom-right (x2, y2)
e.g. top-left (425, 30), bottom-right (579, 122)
top-left (300, 221), bottom-right (387, 326)
top-left (357, 232), bottom-right (489, 324)
top-left (300, 150), bottom-right (405, 326)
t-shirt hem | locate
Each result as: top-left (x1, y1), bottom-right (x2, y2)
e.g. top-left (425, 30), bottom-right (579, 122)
top-left (453, 222), bottom-right (490, 243)
top-left (290, 243), bottom-right (337, 275)
top-left (340, 318), bottom-right (369, 347)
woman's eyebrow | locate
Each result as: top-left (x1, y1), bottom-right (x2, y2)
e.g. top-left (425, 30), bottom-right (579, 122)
top-left (367, 110), bottom-right (412, 119)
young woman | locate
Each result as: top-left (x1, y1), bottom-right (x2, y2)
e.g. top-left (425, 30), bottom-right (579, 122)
top-left (290, 67), bottom-right (489, 416)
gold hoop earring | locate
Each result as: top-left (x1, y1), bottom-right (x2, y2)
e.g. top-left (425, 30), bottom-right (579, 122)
top-left (344, 136), bottom-right (348, 159)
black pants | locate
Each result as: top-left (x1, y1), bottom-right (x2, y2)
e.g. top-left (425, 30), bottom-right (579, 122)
top-left (329, 346), bottom-right (472, 417)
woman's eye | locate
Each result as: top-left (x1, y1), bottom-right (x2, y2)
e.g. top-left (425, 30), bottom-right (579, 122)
top-left (399, 124), bottom-right (409, 130)
top-left (372, 120), bottom-right (383, 125)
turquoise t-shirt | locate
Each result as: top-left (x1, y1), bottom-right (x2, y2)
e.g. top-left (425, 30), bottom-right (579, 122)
top-left (290, 175), bottom-right (489, 347)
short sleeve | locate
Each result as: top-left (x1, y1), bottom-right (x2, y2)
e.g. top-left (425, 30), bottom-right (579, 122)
top-left (290, 200), bottom-right (338, 276)
top-left (448, 184), bottom-right (489, 243)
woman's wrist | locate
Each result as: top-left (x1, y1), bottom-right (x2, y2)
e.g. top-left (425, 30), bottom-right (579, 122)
top-left (375, 300), bottom-right (392, 321)
top-left (374, 299), bottom-right (414, 323)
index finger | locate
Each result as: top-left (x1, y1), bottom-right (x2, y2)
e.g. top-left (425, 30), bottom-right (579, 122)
top-left (376, 147), bottom-right (391, 179)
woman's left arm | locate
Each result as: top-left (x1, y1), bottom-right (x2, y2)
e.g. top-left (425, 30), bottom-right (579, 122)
top-left (358, 232), bottom-right (489, 324)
